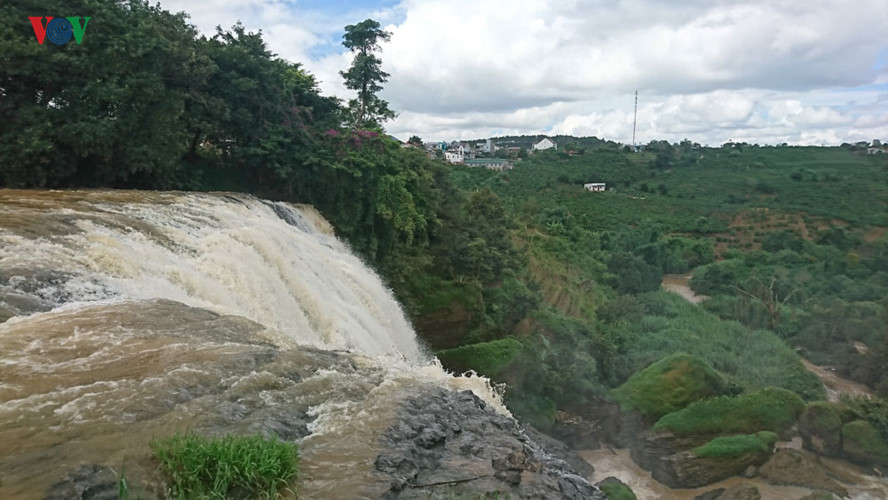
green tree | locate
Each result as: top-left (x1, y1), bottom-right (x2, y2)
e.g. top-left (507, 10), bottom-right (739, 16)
top-left (339, 19), bottom-right (395, 129)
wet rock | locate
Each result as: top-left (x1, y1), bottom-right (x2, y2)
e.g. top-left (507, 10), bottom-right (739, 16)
top-left (375, 388), bottom-right (605, 499)
top-left (694, 483), bottom-right (762, 500)
top-left (652, 448), bottom-right (771, 489)
top-left (524, 425), bottom-right (595, 478)
top-left (758, 449), bottom-right (849, 497)
top-left (630, 430), bottom-right (710, 473)
top-left (717, 483), bottom-right (761, 500)
top-left (45, 465), bottom-right (118, 500)
top-left (695, 488), bottom-right (726, 500)
top-left (743, 465), bottom-right (757, 478)
top-left (797, 492), bottom-right (836, 500)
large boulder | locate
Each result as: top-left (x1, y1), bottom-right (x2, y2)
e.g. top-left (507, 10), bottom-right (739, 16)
top-left (634, 431), bottom-right (776, 488)
top-left (611, 353), bottom-right (733, 421)
top-left (841, 420), bottom-right (888, 468)
top-left (695, 483), bottom-right (762, 500)
top-left (757, 449), bottom-right (849, 497)
top-left (799, 402), bottom-right (843, 458)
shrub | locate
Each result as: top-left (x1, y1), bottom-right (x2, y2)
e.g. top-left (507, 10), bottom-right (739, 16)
top-left (654, 387), bottom-right (805, 437)
top-left (611, 353), bottom-right (731, 419)
top-left (692, 431), bottom-right (778, 458)
top-left (150, 433), bottom-right (299, 499)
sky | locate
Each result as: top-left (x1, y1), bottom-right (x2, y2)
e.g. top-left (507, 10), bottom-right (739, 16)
top-left (157, 0), bottom-right (888, 146)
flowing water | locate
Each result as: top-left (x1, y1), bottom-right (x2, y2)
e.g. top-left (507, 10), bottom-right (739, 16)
top-left (0, 190), bottom-right (504, 498)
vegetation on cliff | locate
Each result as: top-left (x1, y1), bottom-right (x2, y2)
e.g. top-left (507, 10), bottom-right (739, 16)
top-left (653, 387), bottom-right (805, 437)
top-left (611, 353), bottom-right (733, 419)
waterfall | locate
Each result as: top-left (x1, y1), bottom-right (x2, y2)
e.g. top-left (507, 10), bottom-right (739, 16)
top-left (0, 190), bottom-right (422, 361)
top-left (0, 189), bottom-right (509, 498)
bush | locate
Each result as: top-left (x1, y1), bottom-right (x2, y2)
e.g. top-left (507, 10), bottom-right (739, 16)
top-left (800, 402), bottom-right (843, 456)
top-left (150, 433), bottom-right (299, 499)
top-left (692, 431), bottom-right (778, 458)
top-left (611, 353), bottom-right (732, 419)
top-left (654, 387), bottom-right (805, 437)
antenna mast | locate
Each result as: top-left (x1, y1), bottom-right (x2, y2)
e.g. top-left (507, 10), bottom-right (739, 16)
top-left (632, 90), bottom-right (638, 149)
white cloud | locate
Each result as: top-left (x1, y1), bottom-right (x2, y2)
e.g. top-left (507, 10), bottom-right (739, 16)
top-left (157, 0), bottom-right (888, 145)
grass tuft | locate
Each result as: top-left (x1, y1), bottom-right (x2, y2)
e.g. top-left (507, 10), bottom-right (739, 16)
top-left (150, 433), bottom-right (298, 499)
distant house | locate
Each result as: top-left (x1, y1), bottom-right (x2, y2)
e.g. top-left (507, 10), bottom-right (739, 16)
top-left (478, 138), bottom-right (497, 154)
top-left (464, 158), bottom-right (513, 171)
top-left (444, 150), bottom-right (464, 164)
top-left (533, 137), bottom-right (557, 151)
top-left (867, 147), bottom-right (887, 154)
top-left (584, 183), bottom-right (606, 192)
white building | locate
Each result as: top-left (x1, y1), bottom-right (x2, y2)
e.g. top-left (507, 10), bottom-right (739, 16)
top-left (464, 159), bottom-right (513, 171)
top-left (533, 137), bottom-right (557, 151)
top-left (584, 183), bottom-right (606, 192)
top-left (444, 150), bottom-right (464, 164)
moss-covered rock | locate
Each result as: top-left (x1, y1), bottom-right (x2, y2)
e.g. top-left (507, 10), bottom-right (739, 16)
top-left (595, 476), bottom-right (637, 500)
top-left (612, 353), bottom-right (732, 420)
top-left (436, 336), bottom-right (527, 378)
top-left (692, 432), bottom-right (778, 459)
top-left (653, 387), bottom-right (805, 439)
top-left (799, 402), bottom-right (843, 457)
top-left (842, 420), bottom-right (888, 467)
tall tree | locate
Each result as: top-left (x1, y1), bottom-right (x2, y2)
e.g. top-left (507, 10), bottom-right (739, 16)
top-left (339, 19), bottom-right (395, 129)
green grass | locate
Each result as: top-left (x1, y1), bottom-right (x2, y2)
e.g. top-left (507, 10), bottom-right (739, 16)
top-left (692, 431), bottom-right (778, 458)
top-left (654, 387), bottom-right (805, 437)
top-left (611, 353), bottom-right (732, 419)
top-left (150, 433), bottom-right (299, 499)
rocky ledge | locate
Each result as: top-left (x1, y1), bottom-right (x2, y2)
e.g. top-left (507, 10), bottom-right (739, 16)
top-left (374, 388), bottom-right (605, 499)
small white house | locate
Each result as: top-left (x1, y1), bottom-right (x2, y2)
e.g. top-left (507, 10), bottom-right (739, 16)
top-left (867, 147), bottom-right (887, 154)
top-left (444, 150), bottom-right (464, 164)
top-left (533, 137), bottom-right (557, 151)
top-left (584, 183), bottom-right (606, 192)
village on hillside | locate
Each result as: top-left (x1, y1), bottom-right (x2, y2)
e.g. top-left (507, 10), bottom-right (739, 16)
top-left (400, 136), bottom-right (561, 171)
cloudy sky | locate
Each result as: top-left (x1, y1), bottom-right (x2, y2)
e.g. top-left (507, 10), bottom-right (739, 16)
top-left (158, 0), bottom-right (888, 146)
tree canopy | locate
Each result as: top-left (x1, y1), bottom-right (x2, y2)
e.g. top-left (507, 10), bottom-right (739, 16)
top-left (339, 19), bottom-right (395, 129)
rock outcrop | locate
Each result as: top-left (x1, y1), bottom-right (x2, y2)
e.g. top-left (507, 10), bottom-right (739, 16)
top-left (653, 448), bottom-right (772, 489)
top-left (374, 388), bottom-right (605, 499)
top-left (757, 449), bottom-right (850, 497)
top-left (694, 483), bottom-right (761, 500)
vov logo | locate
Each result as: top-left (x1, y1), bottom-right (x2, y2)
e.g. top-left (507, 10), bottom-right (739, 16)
top-left (29, 17), bottom-right (90, 45)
